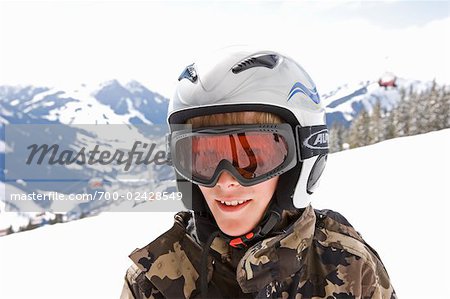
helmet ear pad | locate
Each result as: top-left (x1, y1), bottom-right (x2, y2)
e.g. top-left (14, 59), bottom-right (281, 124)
top-left (275, 161), bottom-right (302, 210)
top-left (307, 154), bottom-right (327, 194)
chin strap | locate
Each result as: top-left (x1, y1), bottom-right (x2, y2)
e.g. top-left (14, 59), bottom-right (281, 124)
top-left (222, 207), bottom-right (282, 249)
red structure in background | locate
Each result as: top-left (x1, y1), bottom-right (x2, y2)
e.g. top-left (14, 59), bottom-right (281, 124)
top-left (89, 178), bottom-right (103, 189)
top-left (378, 72), bottom-right (397, 89)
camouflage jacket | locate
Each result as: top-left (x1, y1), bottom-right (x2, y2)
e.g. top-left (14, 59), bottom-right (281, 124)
top-left (120, 205), bottom-right (396, 299)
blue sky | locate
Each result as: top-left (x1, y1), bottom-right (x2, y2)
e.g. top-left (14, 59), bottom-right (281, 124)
top-left (0, 1), bottom-right (448, 96)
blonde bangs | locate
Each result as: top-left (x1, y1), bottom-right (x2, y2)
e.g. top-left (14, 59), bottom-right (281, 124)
top-left (186, 111), bottom-right (283, 129)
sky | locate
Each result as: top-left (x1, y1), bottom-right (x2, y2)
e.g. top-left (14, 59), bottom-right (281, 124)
top-left (0, 0), bottom-right (449, 97)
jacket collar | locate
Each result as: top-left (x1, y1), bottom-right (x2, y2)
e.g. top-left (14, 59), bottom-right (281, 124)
top-left (128, 206), bottom-right (316, 297)
top-left (128, 216), bottom-right (206, 298)
top-left (236, 205), bottom-right (316, 293)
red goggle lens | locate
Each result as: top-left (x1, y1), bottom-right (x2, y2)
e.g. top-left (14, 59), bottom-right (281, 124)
top-left (175, 132), bottom-right (288, 181)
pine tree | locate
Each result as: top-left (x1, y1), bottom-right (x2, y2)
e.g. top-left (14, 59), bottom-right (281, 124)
top-left (397, 94), bottom-right (411, 137)
top-left (329, 125), bottom-right (340, 153)
top-left (444, 87), bottom-right (450, 128)
top-left (331, 82), bottom-right (449, 151)
top-left (428, 85), bottom-right (440, 131)
top-left (329, 123), bottom-right (346, 152)
top-left (418, 90), bottom-right (433, 134)
top-left (384, 109), bottom-right (397, 140)
top-left (368, 100), bottom-right (383, 144)
top-left (436, 86), bottom-right (450, 129)
top-left (348, 108), bottom-right (370, 148)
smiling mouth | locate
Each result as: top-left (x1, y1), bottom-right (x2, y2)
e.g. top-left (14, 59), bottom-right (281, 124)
top-left (216, 199), bottom-right (252, 206)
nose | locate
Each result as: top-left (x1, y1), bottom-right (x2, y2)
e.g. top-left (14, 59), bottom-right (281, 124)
top-left (216, 171), bottom-right (240, 189)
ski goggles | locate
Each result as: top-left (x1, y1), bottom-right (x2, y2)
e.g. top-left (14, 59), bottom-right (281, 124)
top-left (167, 124), bottom-right (298, 187)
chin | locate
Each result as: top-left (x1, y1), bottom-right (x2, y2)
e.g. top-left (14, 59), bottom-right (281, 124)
top-left (217, 221), bottom-right (253, 237)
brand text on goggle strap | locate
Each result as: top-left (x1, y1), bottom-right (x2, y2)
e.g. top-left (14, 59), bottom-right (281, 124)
top-left (25, 141), bottom-right (167, 171)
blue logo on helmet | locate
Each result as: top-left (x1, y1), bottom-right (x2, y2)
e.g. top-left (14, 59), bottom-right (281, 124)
top-left (287, 82), bottom-right (320, 104)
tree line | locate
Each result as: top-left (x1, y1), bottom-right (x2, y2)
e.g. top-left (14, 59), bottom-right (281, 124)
top-left (329, 82), bottom-right (450, 153)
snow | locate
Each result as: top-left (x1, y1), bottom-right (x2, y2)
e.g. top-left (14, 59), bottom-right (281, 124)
top-left (0, 140), bottom-right (12, 153)
top-left (4, 81), bottom-right (161, 125)
top-left (324, 81), bottom-right (373, 117)
top-left (10, 99), bottom-right (20, 106)
top-left (0, 211), bottom-right (175, 298)
top-left (0, 129), bottom-right (449, 298)
top-left (48, 87), bottom-right (130, 125)
top-left (313, 129), bottom-right (450, 299)
top-left (324, 81), bottom-right (369, 102)
top-left (0, 212), bottom-right (29, 232)
top-left (37, 82), bottom-right (160, 125)
top-left (0, 115), bottom-right (10, 125)
top-left (125, 98), bottom-right (153, 125)
top-left (22, 88), bottom-right (61, 112)
top-left (0, 106), bottom-right (14, 117)
top-left (1, 184), bottom-right (41, 215)
top-left (125, 80), bottom-right (146, 94)
top-left (42, 100), bottom-right (55, 107)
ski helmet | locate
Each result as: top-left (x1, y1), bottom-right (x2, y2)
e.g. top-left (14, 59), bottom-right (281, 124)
top-left (167, 47), bottom-right (328, 214)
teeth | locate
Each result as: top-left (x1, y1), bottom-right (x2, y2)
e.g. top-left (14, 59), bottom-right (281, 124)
top-left (219, 199), bottom-right (249, 206)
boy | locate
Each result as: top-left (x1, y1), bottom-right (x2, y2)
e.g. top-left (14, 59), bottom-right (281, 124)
top-left (121, 49), bottom-right (396, 298)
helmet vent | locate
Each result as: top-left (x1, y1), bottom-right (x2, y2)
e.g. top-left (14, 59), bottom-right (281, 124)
top-left (232, 54), bottom-right (279, 74)
top-left (178, 64), bottom-right (198, 83)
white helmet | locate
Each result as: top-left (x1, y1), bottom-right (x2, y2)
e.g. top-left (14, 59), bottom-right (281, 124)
top-left (167, 47), bottom-right (328, 213)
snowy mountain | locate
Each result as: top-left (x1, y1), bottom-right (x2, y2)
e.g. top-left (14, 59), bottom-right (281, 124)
top-left (0, 77), bottom-right (434, 129)
top-left (94, 80), bottom-right (168, 125)
top-left (0, 80), bottom-right (168, 126)
top-left (0, 81), bottom-right (173, 217)
top-left (0, 129), bottom-right (448, 299)
top-left (323, 77), bottom-right (434, 128)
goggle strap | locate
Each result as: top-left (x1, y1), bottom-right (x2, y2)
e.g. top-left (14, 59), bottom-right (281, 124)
top-left (296, 125), bottom-right (329, 161)
top-left (165, 133), bottom-right (173, 166)
top-left (260, 210), bottom-right (281, 235)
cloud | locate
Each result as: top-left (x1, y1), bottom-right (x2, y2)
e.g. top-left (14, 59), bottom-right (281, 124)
top-left (0, 1), bottom-right (448, 97)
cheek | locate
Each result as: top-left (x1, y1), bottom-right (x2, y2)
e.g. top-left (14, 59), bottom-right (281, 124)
top-left (252, 178), bottom-right (279, 206)
top-left (198, 186), bottom-right (214, 201)
top-left (258, 177), bottom-right (279, 195)
top-left (198, 187), bottom-right (223, 215)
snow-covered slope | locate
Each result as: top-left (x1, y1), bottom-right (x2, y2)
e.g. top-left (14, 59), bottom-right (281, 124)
top-left (0, 129), bottom-right (448, 298)
top-left (313, 129), bottom-right (450, 299)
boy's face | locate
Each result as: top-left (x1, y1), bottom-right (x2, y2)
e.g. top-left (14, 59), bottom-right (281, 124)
top-left (198, 172), bottom-right (279, 236)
